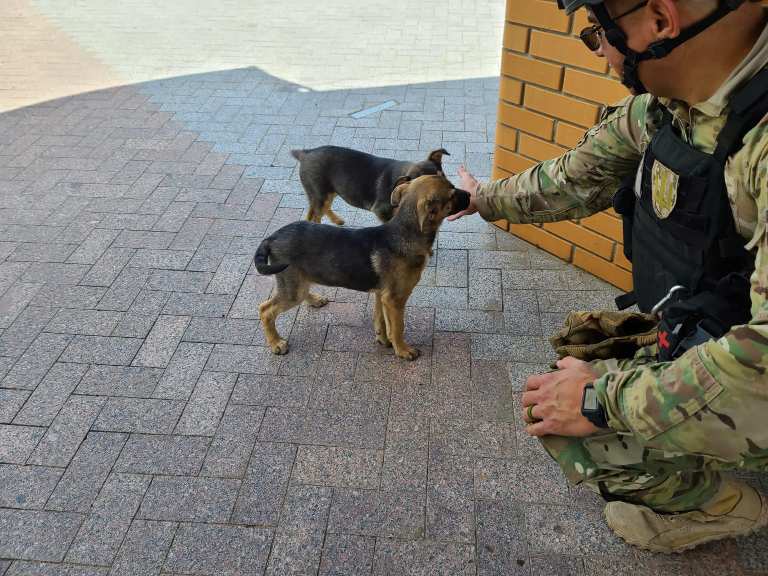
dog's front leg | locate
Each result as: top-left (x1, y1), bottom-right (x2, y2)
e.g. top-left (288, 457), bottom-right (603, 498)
top-left (373, 291), bottom-right (391, 347)
top-left (381, 291), bottom-right (420, 360)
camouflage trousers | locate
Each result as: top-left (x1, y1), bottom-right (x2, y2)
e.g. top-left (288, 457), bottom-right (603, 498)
top-left (539, 344), bottom-right (768, 513)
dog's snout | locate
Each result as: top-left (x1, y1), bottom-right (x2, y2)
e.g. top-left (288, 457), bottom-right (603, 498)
top-left (451, 190), bottom-right (470, 214)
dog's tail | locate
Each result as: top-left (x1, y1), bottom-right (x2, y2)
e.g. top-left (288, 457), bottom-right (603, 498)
top-left (254, 239), bottom-right (289, 275)
top-left (290, 149), bottom-right (307, 161)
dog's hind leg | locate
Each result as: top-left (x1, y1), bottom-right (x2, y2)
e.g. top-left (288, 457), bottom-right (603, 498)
top-left (259, 274), bottom-right (304, 355)
top-left (323, 193), bottom-right (345, 226)
top-left (381, 290), bottom-right (420, 360)
top-left (305, 291), bottom-right (328, 308)
top-left (373, 291), bottom-right (391, 347)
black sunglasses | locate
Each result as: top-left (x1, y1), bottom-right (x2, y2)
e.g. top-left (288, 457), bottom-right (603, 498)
top-left (579, 0), bottom-right (648, 51)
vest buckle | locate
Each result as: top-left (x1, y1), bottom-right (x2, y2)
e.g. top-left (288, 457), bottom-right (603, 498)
top-left (651, 285), bottom-right (688, 318)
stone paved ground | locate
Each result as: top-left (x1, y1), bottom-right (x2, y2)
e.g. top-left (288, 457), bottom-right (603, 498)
top-left (1, 1), bottom-right (767, 575)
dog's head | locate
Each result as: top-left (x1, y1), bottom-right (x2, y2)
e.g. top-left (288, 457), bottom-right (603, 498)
top-left (404, 148), bottom-right (450, 180)
top-left (390, 174), bottom-right (470, 234)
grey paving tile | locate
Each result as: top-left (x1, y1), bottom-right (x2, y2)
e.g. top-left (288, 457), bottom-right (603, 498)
top-left (438, 231), bottom-right (496, 250)
top-left (292, 446), bottom-right (381, 489)
top-left (471, 334), bottom-right (553, 363)
top-left (96, 267), bottom-right (150, 312)
top-left (138, 476), bottom-right (240, 522)
top-left (80, 247), bottom-right (135, 287)
top-left (13, 363), bottom-right (88, 426)
top-left (132, 314), bottom-right (190, 368)
top-left (230, 374), bottom-right (310, 408)
top-left (476, 499), bottom-right (529, 576)
top-left (47, 432), bottom-right (127, 513)
top-left (29, 284), bottom-right (106, 309)
top-left (183, 317), bottom-right (257, 344)
top-left (8, 242), bottom-right (78, 263)
top-left (469, 268), bottom-right (502, 311)
top-left (66, 473), bottom-right (151, 566)
top-left (469, 249), bottom-right (530, 270)
top-left (435, 309), bottom-right (504, 333)
top-left (319, 534), bottom-right (376, 576)
top-left (430, 419), bottom-right (515, 459)
top-left (232, 442), bottom-right (296, 525)
top-left (200, 404), bottom-right (265, 478)
top-left (76, 365), bottom-right (163, 397)
top-left (127, 248), bottom-right (193, 270)
top-left (108, 519), bottom-right (177, 576)
top-left (110, 313), bottom-right (156, 339)
top-left (0, 509), bottom-right (83, 562)
top-left (372, 540), bottom-right (476, 576)
top-left (169, 217), bottom-right (213, 251)
top-left (153, 201), bottom-right (195, 232)
top-left (164, 523), bottom-right (273, 576)
top-left (93, 397), bottom-right (186, 434)
top-left (524, 503), bottom-right (580, 555)
top-left (27, 395), bottom-right (106, 467)
top-left (113, 230), bottom-right (175, 250)
top-left (20, 262), bottom-right (90, 285)
top-left (67, 228), bottom-right (120, 265)
top-left (114, 433), bottom-right (210, 476)
top-left (427, 453), bottom-right (475, 543)
top-left (536, 290), bottom-right (619, 313)
top-left (278, 485), bottom-right (333, 534)
top-left (60, 335), bottom-right (142, 365)
top-left (0, 283), bottom-right (43, 329)
top-left (0, 306), bottom-right (57, 357)
top-left (528, 555), bottom-right (585, 576)
top-left (207, 253), bottom-right (251, 294)
top-left (153, 342), bottom-right (213, 400)
top-left (205, 343), bottom-right (281, 374)
top-left (162, 292), bottom-right (234, 317)
top-left (408, 285), bottom-right (467, 309)
top-left (228, 274), bottom-right (273, 319)
top-left (44, 309), bottom-right (123, 336)
top-left (329, 488), bottom-right (425, 539)
top-left (175, 371), bottom-right (235, 436)
top-left (0, 425), bottom-right (45, 464)
top-left (265, 531), bottom-right (324, 576)
top-left (128, 288), bottom-right (171, 317)
top-left (0, 389), bottom-right (30, 423)
top-left (147, 270), bottom-right (212, 293)
top-left (0, 464), bottom-right (63, 509)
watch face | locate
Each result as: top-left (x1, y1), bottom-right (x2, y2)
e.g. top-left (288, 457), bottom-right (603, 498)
top-left (583, 386), bottom-right (599, 411)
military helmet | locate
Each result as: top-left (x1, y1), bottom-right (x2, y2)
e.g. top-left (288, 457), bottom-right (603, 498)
top-left (556, 0), bottom-right (605, 15)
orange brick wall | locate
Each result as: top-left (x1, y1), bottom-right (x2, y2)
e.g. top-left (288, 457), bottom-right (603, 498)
top-left (493, 0), bottom-right (632, 290)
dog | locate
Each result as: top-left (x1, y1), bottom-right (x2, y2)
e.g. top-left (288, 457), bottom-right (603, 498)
top-left (290, 146), bottom-right (450, 225)
top-left (254, 174), bottom-right (470, 360)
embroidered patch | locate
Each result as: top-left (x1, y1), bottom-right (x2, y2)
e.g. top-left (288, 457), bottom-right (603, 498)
top-left (651, 159), bottom-right (679, 219)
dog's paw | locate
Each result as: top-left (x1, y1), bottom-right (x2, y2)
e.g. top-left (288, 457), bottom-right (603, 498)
top-left (307, 293), bottom-right (329, 308)
top-left (395, 346), bottom-right (421, 361)
top-left (270, 339), bottom-right (289, 355)
top-left (375, 333), bottom-right (392, 347)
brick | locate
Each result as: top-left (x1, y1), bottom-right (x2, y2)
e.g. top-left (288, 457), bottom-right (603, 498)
top-left (518, 132), bottom-right (568, 162)
top-left (581, 211), bottom-right (622, 240)
top-left (114, 434), bottom-right (210, 475)
top-left (507, 0), bottom-right (570, 32)
top-left (555, 121), bottom-right (586, 148)
top-left (93, 397), bottom-right (186, 434)
top-left (0, 464), bottom-right (63, 509)
top-left (613, 244), bottom-right (632, 271)
top-left (13, 363), bottom-right (88, 426)
top-left (509, 224), bottom-right (573, 261)
top-left (525, 85), bottom-right (601, 127)
top-left (2, 333), bottom-right (73, 390)
top-left (153, 341), bottom-right (213, 400)
top-left (530, 29), bottom-right (609, 73)
top-left (574, 247), bottom-right (632, 291)
top-left (0, 389), bottom-right (30, 423)
top-left (542, 220), bottom-right (614, 259)
top-left (76, 365), bottom-right (162, 397)
top-left (292, 446), bottom-right (381, 489)
top-left (47, 432), bottom-right (127, 513)
top-left (501, 51), bottom-right (562, 89)
top-left (503, 23), bottom-right (529, 52)
top-left (175, 371), bottom-right (236, 436)
top-left (132, 314), bottom-right (190, 368)
top-left (44, 309), bottom-right (123, 336)
top-left (0, 425), bottom-right (45, 464)
top-left (138, 476), bottom-right (240, 522)
top-left (0, 509), bottom-right (83, 562)
top-left (498, 102), bottom-right (554, 139)
top-left (564, 68), bottom-right (630, 105)
top-left (60, 335), bottom-right (141, 365)
top-left (232, 442), bottom-right (296, 525)
top-left (109, 520), bottom-right (177, 576)
top-left (494, 146), bottom-right (537, 175)
top-left (66, 473), bottom-right (150, 566)
top-left (200, 404), bottom-right (264, 478)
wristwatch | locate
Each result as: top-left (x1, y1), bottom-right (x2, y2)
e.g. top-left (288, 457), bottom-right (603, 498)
top-left (581, 383), bottom-right (609, 429)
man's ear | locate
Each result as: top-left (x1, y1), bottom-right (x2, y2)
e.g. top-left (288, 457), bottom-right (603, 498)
top-left (390, 176), bottom-right (411, 206)
top-left (427, 148), bottom-right (450, 166)
top-left (647, 0), bottom-right (680, 40)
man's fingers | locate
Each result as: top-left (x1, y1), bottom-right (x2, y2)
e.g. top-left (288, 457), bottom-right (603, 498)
top-left (521, 390), bottom-right (541, 408)
top-left (556, 356), bottom-right (586, 369)
top-left (522, 402), bottom-right (543, 423)
top-left (526, 420), bottom-right (550, 437)
top-left (524, 373), bottom-right (547, 391)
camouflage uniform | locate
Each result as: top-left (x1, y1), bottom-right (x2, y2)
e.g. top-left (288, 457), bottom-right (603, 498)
top-left (474, 22), bottom-right (768, 513)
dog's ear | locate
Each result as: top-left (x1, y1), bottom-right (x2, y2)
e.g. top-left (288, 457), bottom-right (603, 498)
top-left (416, 195), bottom-right (439, 233)
top-left (390, 176), bottom-right (412, 206)
top-left (427, 148), bottom-right (450, 166)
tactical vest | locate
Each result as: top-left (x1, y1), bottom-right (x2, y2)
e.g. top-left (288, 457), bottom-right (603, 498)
top-left (613, 68), bottom-right (768, 361)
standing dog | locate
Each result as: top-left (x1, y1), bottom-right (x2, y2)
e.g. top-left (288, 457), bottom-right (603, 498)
top-left (290, 146), bottom-right (450, 225)
top-left (254, 174), bottom-right (470, 360)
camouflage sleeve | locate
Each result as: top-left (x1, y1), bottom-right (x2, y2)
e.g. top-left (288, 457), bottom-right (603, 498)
top-left (473, 94), bottom-right (650, 224)
top-left (594, 120), bottom-right (768, 463)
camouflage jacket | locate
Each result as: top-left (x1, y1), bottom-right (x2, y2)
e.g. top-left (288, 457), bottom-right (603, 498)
top-left (475, 24), bottom-right (768, 446)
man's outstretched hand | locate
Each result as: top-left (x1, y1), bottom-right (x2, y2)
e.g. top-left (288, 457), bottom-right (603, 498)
top-left (448, 165), bottom-right (480, 221)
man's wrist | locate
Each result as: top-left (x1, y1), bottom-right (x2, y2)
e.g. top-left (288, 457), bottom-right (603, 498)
top-left (581, 383), bottom-right (609, 428)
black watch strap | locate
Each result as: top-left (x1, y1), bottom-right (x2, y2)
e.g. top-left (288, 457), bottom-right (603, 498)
top-left (581, 384), bottom-right (609, 429)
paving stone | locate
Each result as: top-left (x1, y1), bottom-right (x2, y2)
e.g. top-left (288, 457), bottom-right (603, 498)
top-left (469, 249), bottom-right (530, 270)
top-left (0, 426), bottom-right (45, 464)
top-left (27, 395), bottom-right (106, 467)
top-left (536, 290), bottom-right (619, 313)
top-left (127, 248), bottom-right (193, 270)
top-left (165, 523), bottom-right (273, 576)
top-left (372, 540), bottom-right (476, 576)
top-left (430, 419), bottom-right (515, 459)
top-left (0, 306), bottom-right (57, 357)
top-left (435, 308), bottom-right (504, 333)
top-left (154, 201), bottom-right (195, 232)
top-left (114, 434), bottom-right (210, 475)
top-left (1, 333), bottom-right (72, 390)
top-left (427, 453), bottom-right (475, 543)
top-left (109, 519), bottom-right (177, 576)
top-left (60, 335), bottom-right (142, 365)
top-left (469, 268), bottom-right (502, 311)
top-left (147, 270), bottom-right (212, 293)
top-left (201, 404), bottom-right (265, 478)
top-left (183, 317), bottom-right (257, 344)
top-left (13, 363), bottom-right (88, 426)
top-left (175, 371), bottom-right (236, 435)
top-left (0, 282), bottom-right (43, 329)
top-left (96, 267), bottom-right (150, 312)
top-left (205, 343), bottom-right (281, 374)
top-left (67, 228), bottom-right (120, 265)
top-left (438, 231), bottom-right (496, 250)
top-left (66, 473), bottom-right (151, 566)
top-left (292, 446), bottom-right (381, 489)
top-left (132, 314), bottom-right (189, 368)
top-left (113, 230), bottom-right (175, 250)
top-left (0, 509), bottom-right (83, 562)
top-left (408, 286), bottom-right (467, 309)
top-left (265, 530), bottom-right (325, 576)
top-left (207, 253), bottom-right (251, 294)
top-left (76, 365), bottom-right (163, 397)
top-left (110, 313), bottom-right (157, 338)
top-left (528, 555), bottom-right (585, 576)
top-left (162, 292), bottom-right (234, 316)
top-left (228, 274), bottom-right (273, 319)
top-left (44, 309), bottom-right (123, 336)
top-left (0, 389), bottom-right (30, 423)
top-left (20, 262), bottom-right (90, 285)
top-left (138, 476), bottom-right (240, 522)
top-left (93, 397), bottom-right (186, 434)
top-left (0, 464), bottom-right (63, 509)
top-left (29, 284), bottom-right (106, 309)
top-left (9, 242), bottom-right (78, 263)
top-left (80, 247), bottom-right (135, 287)
top-left (475, 499), bottom-right (529, 576)
top-left (232, 442), bottom-right (296, 525)
top-left (471, 334), bottom-right (553, 363)
top-left (47, 432), bottom-right (128, 513)
top-left (329, 488), bottom-right (425, 539)
top-left (318, 534), bottom-right (376, 576)
top-left (169, 217), bottom-right (213, 251)
top-left (153, 342), bottom-right (213, 400)
top-left (524, 503), bottom-right (580, 555)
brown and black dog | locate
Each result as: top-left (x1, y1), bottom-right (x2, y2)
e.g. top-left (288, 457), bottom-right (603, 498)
top-left (254, 174), bottom-right (470, 360)
top-left (290, 145), bottom-right (450, 225)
